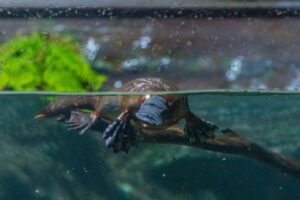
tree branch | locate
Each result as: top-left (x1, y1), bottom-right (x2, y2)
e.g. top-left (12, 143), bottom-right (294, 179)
top-left (139, 127), bottom-right (300, 179)
top-left (61, 113), bottom-right (300, 180)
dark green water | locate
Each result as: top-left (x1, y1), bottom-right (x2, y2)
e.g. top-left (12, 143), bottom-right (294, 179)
top-left (0, 92), bottom-right (299, 200)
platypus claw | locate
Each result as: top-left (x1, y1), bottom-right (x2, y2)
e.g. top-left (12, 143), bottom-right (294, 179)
top-left (103, 116), bottom-right (136, 153)
top-left (184, 113), bottom-right (218, 143)
top-left (66, 121), bottom-right (88, 131)
top-left (65, 111), bottom-right (94, 135)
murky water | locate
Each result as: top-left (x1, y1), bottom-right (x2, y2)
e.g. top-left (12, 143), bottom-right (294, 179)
top-left (0, 92), bottom-right (299, 200)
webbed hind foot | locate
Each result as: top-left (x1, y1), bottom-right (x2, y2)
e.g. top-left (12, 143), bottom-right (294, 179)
top-left (103, 112), bottom-right (137, 153)
top-left (65, 111), bottom-right (97, 135)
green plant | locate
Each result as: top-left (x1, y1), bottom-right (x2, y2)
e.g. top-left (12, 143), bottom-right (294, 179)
top-left (0, 32), bottom-right (107, 92)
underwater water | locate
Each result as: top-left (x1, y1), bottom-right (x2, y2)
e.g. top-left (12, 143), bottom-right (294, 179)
top-left (0, 92), bottom-right (300, 200)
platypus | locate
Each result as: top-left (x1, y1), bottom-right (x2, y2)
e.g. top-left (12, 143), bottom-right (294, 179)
top-left (35, 77), bottom-right (218, 153)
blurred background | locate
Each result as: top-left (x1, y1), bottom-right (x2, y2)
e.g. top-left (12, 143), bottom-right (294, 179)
top-left (1, 0), bottom-right (300, 92)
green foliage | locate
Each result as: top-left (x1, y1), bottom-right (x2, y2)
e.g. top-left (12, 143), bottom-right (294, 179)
top-left (0, 32), bottom-right (107, 92)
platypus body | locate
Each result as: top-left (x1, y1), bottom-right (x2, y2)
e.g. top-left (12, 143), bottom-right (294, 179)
top-left (36, 77), bottom-right (218, 153)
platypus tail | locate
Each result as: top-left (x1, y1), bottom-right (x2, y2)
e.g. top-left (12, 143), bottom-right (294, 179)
top-left (184, 112), bottom-right (218, 142)
top-left (34, 96), bottom-right (98, 119)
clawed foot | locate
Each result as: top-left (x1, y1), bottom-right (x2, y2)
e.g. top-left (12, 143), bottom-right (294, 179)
top-left (184, 115), bottom-right (218, 143)
top-left (64, 110), bottom-right (137, 153)
top-left (103, 112), bottom-right (137, 153)
top-left (65, 111), bottom-right (97, 135)
top-left (185, 123), bottom-right (214, 142)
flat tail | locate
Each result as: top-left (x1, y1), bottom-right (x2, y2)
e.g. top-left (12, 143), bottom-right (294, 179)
top-left (135, 95), bottom-right (169, 126)
top-left (35, 96), bottom-right (98, 119)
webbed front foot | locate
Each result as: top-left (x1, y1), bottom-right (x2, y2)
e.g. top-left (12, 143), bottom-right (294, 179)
top-left (103, 112), bottom-right (137, 153)
top-left (185, 112), bottom-right (218, 143)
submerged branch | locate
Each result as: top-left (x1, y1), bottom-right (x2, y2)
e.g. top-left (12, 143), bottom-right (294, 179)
top-left (60, 115), bottom-right (300, 179)
top-left (139, 128), bottom-right (300, 179)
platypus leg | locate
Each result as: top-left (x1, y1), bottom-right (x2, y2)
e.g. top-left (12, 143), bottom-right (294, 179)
top-left (103, 111), bottom-right (137, 153)
top-left (184, 112), bottom-right (218, 142)
top-left (65, 111), bottom-right (99, 135)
